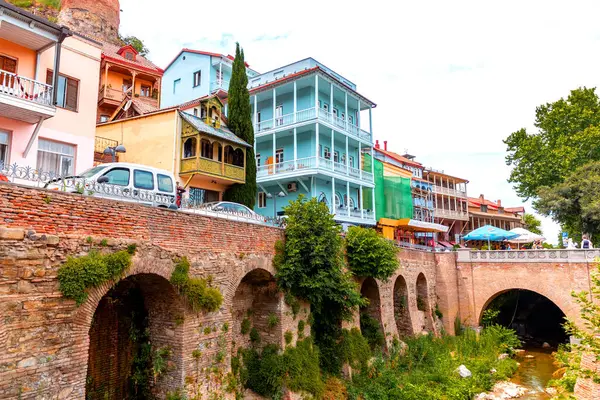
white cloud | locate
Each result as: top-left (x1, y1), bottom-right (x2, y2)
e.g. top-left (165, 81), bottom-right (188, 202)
top-left (119, 0), bottom-right (598, 243)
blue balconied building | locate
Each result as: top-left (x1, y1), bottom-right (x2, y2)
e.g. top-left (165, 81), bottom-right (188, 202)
top-left (161, 49), bottom-right (260, 110)
top-left (250, 58), bottom-right (377, 226)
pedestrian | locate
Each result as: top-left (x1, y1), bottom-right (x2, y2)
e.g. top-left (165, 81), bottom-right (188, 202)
top-left (176, 182), bottom-right (186, 209)
top-left (582, 235), bottom-right (594, 249)
top-left (506, 243), bottom-right (512, 250)
top-left (567, 238), bottom-right (577, 249)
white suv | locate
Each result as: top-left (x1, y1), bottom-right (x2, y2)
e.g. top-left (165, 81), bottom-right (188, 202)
top-left (45, 163), bottom-right (177, 208)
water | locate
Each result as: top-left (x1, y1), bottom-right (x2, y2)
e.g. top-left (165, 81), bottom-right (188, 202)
top-left (509, 348), bottom-right (557, 399)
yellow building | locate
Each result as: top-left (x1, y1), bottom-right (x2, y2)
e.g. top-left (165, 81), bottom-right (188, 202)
top-left (96, 96), bottom-right (249, 203)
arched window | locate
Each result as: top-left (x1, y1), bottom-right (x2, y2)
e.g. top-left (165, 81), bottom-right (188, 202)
top-left (335, 193), bottom-right (342, 209)
top-left (183, 137), bottom-right (197, 158)
top-left (212, 142), bottom-right (222, 161)
top-left (201, 139), bottom-right (212, 159)
top-left (224, 145), bottom-right (234, 164)
top-left (233, 148), bottom-right (245, 167)
top-left (344, 195), bottom-right (355, 209)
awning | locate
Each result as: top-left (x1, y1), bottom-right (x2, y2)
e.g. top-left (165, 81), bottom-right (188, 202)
top-left (378, 218), bottom-right (448, 233)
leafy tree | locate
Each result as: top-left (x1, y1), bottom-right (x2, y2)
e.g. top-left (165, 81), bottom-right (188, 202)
top-left (522, 213), bottom-right (543, 235)
top-left (274, 196), bottom-right (366, 374)
top-left (504, 87), bottom-right (600, 199)
top-left (345, 226), bottom-right (398, 280)
top-left (119, 35), bottom-right (150, 57)
top-left (534, 161), bottom-right (600, 239)
top-left (222, 43), bottom-right (257, 208)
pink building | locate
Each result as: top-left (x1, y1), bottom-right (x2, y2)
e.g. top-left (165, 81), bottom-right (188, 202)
top-left (0, 2), bottom-right (101, 177)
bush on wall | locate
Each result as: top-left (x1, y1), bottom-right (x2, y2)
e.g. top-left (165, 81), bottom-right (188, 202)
top-left (345, 226), bottom-right (399, 280)
top-left (170, 257), bottom-right (223, 312)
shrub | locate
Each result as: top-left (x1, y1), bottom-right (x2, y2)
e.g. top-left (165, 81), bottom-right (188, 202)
top-left (249, 327), bottom-right (260, 343)
top-left (345, 226), bottom-right (399, 280)
top-left (360, 313), bottom-right (385, 350)
top-left (126, 243), bottom-right (137, 255)
top-left (297, 320), bottom-right (305, 334)
top-left (222, 322), bottom-right (229, 332)
top-left (170, 257), bottom-right (223, 313)
top-left (241, 318), bottom-right (251, 335)
top-left (339, 328), bottom-right (371, 371)
top-left (57, 250), bottom-right (131, 305)
top-left (434, 303), bottom-right (443, 319)
top-left (267, 313), bottom-right (279, 329)
top-left (284, 330), bottom-right (293, 345)
top-left (284, 292), bottom-right (301, 318)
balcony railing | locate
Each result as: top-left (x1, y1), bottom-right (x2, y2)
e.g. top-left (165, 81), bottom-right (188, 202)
top-left (435, 209), bottom-right (469, 220)
top-left (333, 208), bottom-right (375, 223)
top-left (256, 156), bottom-right (373, 183)
top-left (432, 185), bottom-right (467, 197)
top-left (98, 87), bottom-right (127, 102)
top-left (0, 69), bottom-right (54, 107)
top-left (180, 156), bottom-right (245, 183)
top-left (94, 136), bottom-right (118, 153)
top-left (211, 79), bottom-right (230, 92)
top-left (255, 107), bottom-right (371, 142)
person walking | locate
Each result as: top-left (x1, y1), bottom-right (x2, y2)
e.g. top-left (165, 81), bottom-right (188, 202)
top-left (567, 238), bottom-right (577, 249)
top-left (582, 235), bottom-right (594, 249)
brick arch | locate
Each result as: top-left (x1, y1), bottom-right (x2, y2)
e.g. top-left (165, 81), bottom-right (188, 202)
top-left (477, 286), bottom-right (575, 327)
top-left (224, 255), bottom-right (276, 302)
top-left (415, 272), bottom-right (434, 333)
top-left (393, 274), bottom-right (413, 337)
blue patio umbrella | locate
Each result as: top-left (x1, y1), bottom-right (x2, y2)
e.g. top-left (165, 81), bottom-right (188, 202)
top-left (463, 225), bottom-right (520, 249)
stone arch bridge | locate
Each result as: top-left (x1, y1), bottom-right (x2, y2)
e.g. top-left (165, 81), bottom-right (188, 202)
top-left (0, 183), bottom-right (597, 399)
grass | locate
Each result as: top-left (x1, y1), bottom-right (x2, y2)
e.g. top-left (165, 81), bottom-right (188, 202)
top-left (347, 325), bottom-right (520, 400)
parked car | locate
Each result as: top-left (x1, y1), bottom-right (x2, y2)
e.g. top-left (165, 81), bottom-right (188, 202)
top-left (44, 163), bottom-right (177, 208)
top-left (183, 201), bottom-right (267, 224)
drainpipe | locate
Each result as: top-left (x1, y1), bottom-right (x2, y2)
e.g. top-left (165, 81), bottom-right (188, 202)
top-left (52, 28), bottom-right (71, 106)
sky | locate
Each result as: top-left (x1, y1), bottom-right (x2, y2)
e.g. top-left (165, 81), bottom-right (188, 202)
top-left (119, 0), bottom-right (600, 244)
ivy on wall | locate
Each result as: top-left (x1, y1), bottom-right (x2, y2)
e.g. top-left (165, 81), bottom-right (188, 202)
top-left (345, 226), bottom-right (399, 280)
top-left (170, 257), bottom-right (223, 313)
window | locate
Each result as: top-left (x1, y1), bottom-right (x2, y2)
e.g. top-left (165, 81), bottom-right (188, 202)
top-left (334, 194), bottom-right (341, 208)
top-left (183, 137), bottom-right (197, 158)
top-left (256, 153), bottom-right (261, 167)
top-left (140, 85), bottom-right (151, 97)
top-left (193, 71), bottom-right (201, 87)
top-left (275, 148), bottom-right (284, 164)
top-left (333, 109), bottom-right (338, 117)
top-left (122, 79), bottom-right (132, 93)
top-left (349, 155), bottom-right (354, 168)
top-left (275, 105), bottom-right (283, 126)
top-left (258, 192), bottom-right (267, 208)
top-left (341, 113), bottom-right (345, 120)
top-left (0, 55), bottom-right (17, 73)
top-left (173, 78), bottom-right (181, 94)
top-left (102, 168), bottom-right (130, 186)
top-left (233, 148), bottom-right (245, 167)
top-left (37, 139), bottom-right (75, 176)
top-left (480, 205), bottom-right (488, 213)
top-left (348, 115), bottom-right (354, 125)
top-left (323, 103), bottom-right (329, 111)
top-left (193, 108), bottom-right (198, 117)
top-left (157, 174), bottom-right (174, 193)
top-left (324, 147), bottom-right (331, 160)
top-left (341, 153), bottom-right (346, 164)
top-left (125, 52), bottom-right (134, 61)
top-left (498, 208), bottom-right (505, 214)
top-left (334, 151), bottom-right (339, 163)
top-left (0, 131), bottom-right (9, 165)
top-left (201, 139), bottom-right (212, 159)
top-left (134, 169), bottom-right (154, 190)
top-left (99, 115), bottom-right (109, 123)
top-left (46, 70), bottom-right (79, 112)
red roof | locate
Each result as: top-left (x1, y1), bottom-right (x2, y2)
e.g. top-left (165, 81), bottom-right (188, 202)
top-left (164, 48), bottom-right (251, 72)
top-left (249, 66), bottom-right (377, 107)
top-left (468, 197), bottom-right (525, 214)
top-left (374, 147), bottom-right (422, 168)
top-left (101, 41), bottom-right (163, 75)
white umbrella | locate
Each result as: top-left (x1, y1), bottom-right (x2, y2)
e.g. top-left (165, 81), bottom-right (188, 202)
top-left (508, 228), bottom-right (545, 245)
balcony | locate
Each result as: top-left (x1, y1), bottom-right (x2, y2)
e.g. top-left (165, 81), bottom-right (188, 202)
top-left (98, 87), bottom-right (126, 105)
top-left (256, 156), bottom-right (373, 184)
top-left (254, 107), bottom-right (372, 143)
top-left (210, 79), bottom-right (230, 93)
top-left (432, 185), bottom-right (467, 197)
top-left (0, 70), bottom-right (56, 123)
top-left (435, 209), bottom-right (469, 221)
top-left (180, 156), bottom-right (245, 183)
top-left (334, 208), bottom-right (376, 225)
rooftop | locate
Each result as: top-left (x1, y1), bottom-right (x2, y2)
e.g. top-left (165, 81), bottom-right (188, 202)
top-left (179, 111), bottom-right (250, 148)
top-left (164, 48), bottom-right (259, 75)
top-left (468, 195), bottom-right (525, 214)
top-left (102, 41), bottom-right (164, 75)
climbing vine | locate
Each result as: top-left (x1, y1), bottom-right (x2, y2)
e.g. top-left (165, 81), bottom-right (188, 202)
top-left (170, 257), bottom-right (223, 312)
top-left (57, 246), bottom-right (134, 305)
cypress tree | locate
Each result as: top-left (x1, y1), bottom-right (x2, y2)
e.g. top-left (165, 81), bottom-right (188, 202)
top-left (223, 43), bottom-right (257, 208)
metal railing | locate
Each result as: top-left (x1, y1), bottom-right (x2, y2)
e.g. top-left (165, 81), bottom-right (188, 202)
top-left (256, 156), bottom-right (373, 183)
top-left (0, 69), bottom-right (54, 107)
top-left (396, 241), bottom-right (448, 252)
top-left (0, 162), bottom-right (283, 228)
top-left (255, 106), bottom-right (371, 141)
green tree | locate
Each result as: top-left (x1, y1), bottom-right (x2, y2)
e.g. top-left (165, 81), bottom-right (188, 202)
top-left (222, 43), bottom-right (257, 208)
top-left (535, 162), bottom-right (600, 239)
top-left (522, 213), bottom-right (543, 235)
top-left (504, 87), bottom-right (600, 199)
top-left (119, 35), bottom-right (150, 57)
top-left (345, 226), bottom-right (398, 280)
top-left (274, 196), bottom-right (366, 374)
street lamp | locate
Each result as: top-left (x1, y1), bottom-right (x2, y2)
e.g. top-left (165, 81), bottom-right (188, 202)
top-left (103, 144), bottom-right (126, 162)
top-left (266, 191), bottom-right (285, 218)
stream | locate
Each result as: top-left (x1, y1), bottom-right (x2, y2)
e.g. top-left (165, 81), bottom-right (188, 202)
top-left (509, 347), bottom-right (556, 399)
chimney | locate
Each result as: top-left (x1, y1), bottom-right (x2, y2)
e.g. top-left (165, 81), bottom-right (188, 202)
top-left (375, 140), bottom-right (380, 149)
top-left (479, 194), bottom-right (485, 202)
top-left (384, 140), bottom-right (388, 151)
top-left (497, 199), bottom-right (502, 207)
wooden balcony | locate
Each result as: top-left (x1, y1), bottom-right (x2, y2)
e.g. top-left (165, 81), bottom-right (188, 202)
top-left (180, 156), bottom-right (245, 183)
